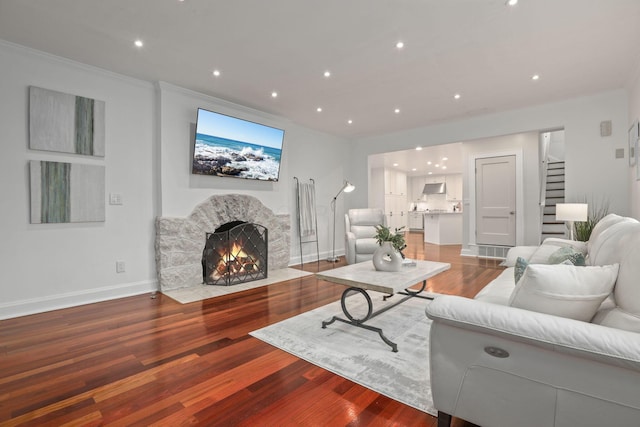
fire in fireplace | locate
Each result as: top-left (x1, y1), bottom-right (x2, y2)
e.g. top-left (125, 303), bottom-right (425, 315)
top-left (202, 221), bottom-right (268, 286)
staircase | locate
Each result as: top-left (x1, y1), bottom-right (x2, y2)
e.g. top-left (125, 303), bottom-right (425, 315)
top-left (541, 161), bottom-right (566, 241)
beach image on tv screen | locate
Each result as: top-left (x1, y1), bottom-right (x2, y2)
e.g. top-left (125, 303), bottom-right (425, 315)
top-left (192, 109), bottom-right (284, 181)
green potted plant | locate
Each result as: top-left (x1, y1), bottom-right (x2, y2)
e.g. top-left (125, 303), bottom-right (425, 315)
top-left (374, 224), bottom-right (407, 256)
top-left (372, 225), bottom-right (407, 271)
top-left (574, 200), bottom-right (609, 242)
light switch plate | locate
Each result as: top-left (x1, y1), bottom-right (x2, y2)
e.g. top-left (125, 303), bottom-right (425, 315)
top-left (116, 260), bottom-right (126, 273)
top-left (109, 193), bottom-right (123, 205)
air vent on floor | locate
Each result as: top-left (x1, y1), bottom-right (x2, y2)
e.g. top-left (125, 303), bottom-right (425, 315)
top-left (477, 245), bottom-right (510, 259)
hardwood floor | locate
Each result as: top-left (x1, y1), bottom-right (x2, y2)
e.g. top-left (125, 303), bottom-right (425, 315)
top-left (0, 232), bottom-right (503, 426)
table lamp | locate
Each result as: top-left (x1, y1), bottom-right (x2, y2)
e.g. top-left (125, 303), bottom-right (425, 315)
top-left (556, 203), bottom-right (588, 240)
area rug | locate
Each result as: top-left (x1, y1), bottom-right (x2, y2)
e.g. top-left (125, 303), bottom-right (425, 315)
top-left (163, 268), bottom-right (313, 304)
top-left (250, 292), bottom-right (437, 415)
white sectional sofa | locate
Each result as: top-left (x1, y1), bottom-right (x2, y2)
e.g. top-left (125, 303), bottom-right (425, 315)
top-left (426, 214), bottom-right (640, 427)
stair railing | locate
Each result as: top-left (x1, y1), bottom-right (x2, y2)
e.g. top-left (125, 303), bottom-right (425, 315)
top-left (539, 133), bottom-right (551, 244)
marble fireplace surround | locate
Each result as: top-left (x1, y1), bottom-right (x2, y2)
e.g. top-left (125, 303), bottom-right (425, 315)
top-left (155, 194), bottom-right (290, 291)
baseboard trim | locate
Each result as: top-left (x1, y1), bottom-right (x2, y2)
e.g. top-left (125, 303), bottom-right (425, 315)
top-left (460, 247), bottom-right (477, 257)
top-left (0, 279), bottom-right (158, 320)
top-left (289, 249), bottom-right (343, 267)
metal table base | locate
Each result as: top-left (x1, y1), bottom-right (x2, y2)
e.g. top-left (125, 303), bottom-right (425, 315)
top-left (321, 280), bottom-right (433, 352)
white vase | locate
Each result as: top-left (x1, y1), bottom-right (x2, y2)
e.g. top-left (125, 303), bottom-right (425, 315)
top-left (372, 241), bottom-right (403, 272)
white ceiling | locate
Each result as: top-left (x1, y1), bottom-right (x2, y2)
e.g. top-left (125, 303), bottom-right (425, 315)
top-left (1, 0), bottom-right (639, 141)
top-left (370, 143), bottom-right (464, 176)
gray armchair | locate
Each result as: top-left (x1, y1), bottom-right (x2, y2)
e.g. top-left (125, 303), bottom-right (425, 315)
top-left (344, 208), bottom-right (385, 264)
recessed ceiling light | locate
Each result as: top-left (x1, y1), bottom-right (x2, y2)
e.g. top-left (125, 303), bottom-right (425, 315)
top-left (532, 74), bottom-right (540, 81)
top-left (347, 119), bottom-right (353, 124)
top-left (435, 164), bottom-right (440, 168)
top-left (393, 163), bottom-right (399, 167)
top-left (316, 107), bottom-right (322, 112)
top-left (442, 166), bottom-right (447, 170)
top-left (427, 161), bottom-right (432, 165)
top-left (324, 71), bottom-right (331, 78)
top-left (506, 0), bottom-right (518, 5)
top-left (134, 39), bottom-right (144, 48)
top-left (412, 168), bottom-right (417, 171)
top-left (394, 108), bottom-right (400, 114)
top-left (428, 172), bottom-right (433, 175)
top-left (396, 41), bottom-right (404, 49)
top-left (416, 146), bottom-right (422, 151)
top-left (454, 93), bottom-right (461, 100)
top-left (271, 91), bottom-right (278, 98)
top-left (212, 70), bottom-right (221, 77)
top-left (442, 157), bottom-right (448, 161)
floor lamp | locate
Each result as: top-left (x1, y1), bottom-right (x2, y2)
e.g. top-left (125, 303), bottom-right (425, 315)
top-left (556, 203), bottom-right (588, 240)
top-left (327, 180), bottom-right (355, 262)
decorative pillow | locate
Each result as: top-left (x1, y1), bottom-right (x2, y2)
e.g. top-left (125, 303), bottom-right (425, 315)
top-left (514, 257), bottom-right (529, 284)
top-left (515, 257), bottom-right (574, 283)
top-left (502, 246), bottom-right (538, 267)
top-left (548, 246), bottom-right (586, 266)
top-left (508, 263), bottom-right (619, 322)
top-left (542, 238), bottom-right (588, 254)
top-left (527, 243), bottom-right (565, 264)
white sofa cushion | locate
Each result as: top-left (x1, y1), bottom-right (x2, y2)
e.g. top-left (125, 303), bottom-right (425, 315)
top-left (525, 244), bottom-right (560, 264)
top-left (592, 307), bottom-right (640, 333)
top-left (502, 246), bottom-right (538, 267)
top-left (508, 263), bottom-right (619, 322)
top-left (354, 238), bottom-right (378, 254)
top-left (527, 239), bottom-right (587, 264)
top-left (474, 268), bottom-right (516, 305)
top-left (586, 213), bottom-right (630, 256)
top-left (350, 225), bottom-right (377, 239)
top-left (587, 216), bottom-right (638, 266)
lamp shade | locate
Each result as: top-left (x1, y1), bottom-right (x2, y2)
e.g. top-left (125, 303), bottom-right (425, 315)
top-left (556, 203), bottom-right (588, 222)
top-left (343, 181), bottom-right (355, 193)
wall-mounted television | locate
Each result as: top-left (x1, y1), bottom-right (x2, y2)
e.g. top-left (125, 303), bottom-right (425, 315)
top-left (192, 108), bottom-right (285, 181)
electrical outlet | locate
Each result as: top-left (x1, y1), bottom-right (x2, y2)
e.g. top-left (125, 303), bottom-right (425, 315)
top-left (116, 260), bottom-right (126, 273)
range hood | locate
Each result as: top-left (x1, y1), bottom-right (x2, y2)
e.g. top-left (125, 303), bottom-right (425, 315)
top-left (423, 182), bottom-right (446, 195)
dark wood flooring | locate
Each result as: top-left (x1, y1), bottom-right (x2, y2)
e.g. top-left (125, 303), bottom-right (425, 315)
top-left (0, 232), bottom-right (503, 426)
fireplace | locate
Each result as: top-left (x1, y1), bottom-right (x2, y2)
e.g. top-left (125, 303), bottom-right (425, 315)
top-left (155, 194), bottom-right (290, 292)
top-left (202, 221), bottom-right (268, 286)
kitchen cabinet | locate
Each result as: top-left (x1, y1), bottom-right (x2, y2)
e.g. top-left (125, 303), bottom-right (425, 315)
top-left (385, 194), bottom-right (407, 231)
top-left (423, 213), bottom-right (462, 244)
top-left (408, 211), bottom-right (424, 230)
top-left (426, 174), bottom-right (445, 184)
top-left (445, 174), bottom-right (463, 201)
top-left (410, 175), bottom-right (449, 201)
top-left (409, 175), bottom-right (428, 202)
top-left (383, 169), bottom-right (407, 196)
top-left (371, 168), bottom-right (407, 231)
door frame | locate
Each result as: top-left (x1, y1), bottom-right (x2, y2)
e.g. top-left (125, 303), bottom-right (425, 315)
top-left (467, 148), bottom-right (525, 250)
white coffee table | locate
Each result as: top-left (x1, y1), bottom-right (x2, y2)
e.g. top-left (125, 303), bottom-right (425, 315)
top-left (316, 259), bottom-right (450, 352)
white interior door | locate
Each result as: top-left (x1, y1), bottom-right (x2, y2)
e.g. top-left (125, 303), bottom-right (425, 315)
top-left (476, 155), bottom-right (516, 246)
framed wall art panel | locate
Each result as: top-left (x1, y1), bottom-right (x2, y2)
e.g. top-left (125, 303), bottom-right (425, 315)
top-left (29, 86), bottom-right (105, 157)
top-left (30, 161), bottom-right (105, 223)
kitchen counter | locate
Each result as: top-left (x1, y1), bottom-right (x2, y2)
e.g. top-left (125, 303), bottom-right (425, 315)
top-left (423, 211), bottom-right (462, 215)
top-left (412, 210), bottom-right (462, 215)
top-left (423, 212), bottom-right (462, 244)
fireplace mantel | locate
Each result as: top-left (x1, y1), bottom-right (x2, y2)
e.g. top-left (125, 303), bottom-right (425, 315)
top-left (155, 194), bottom-right (290, 291)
